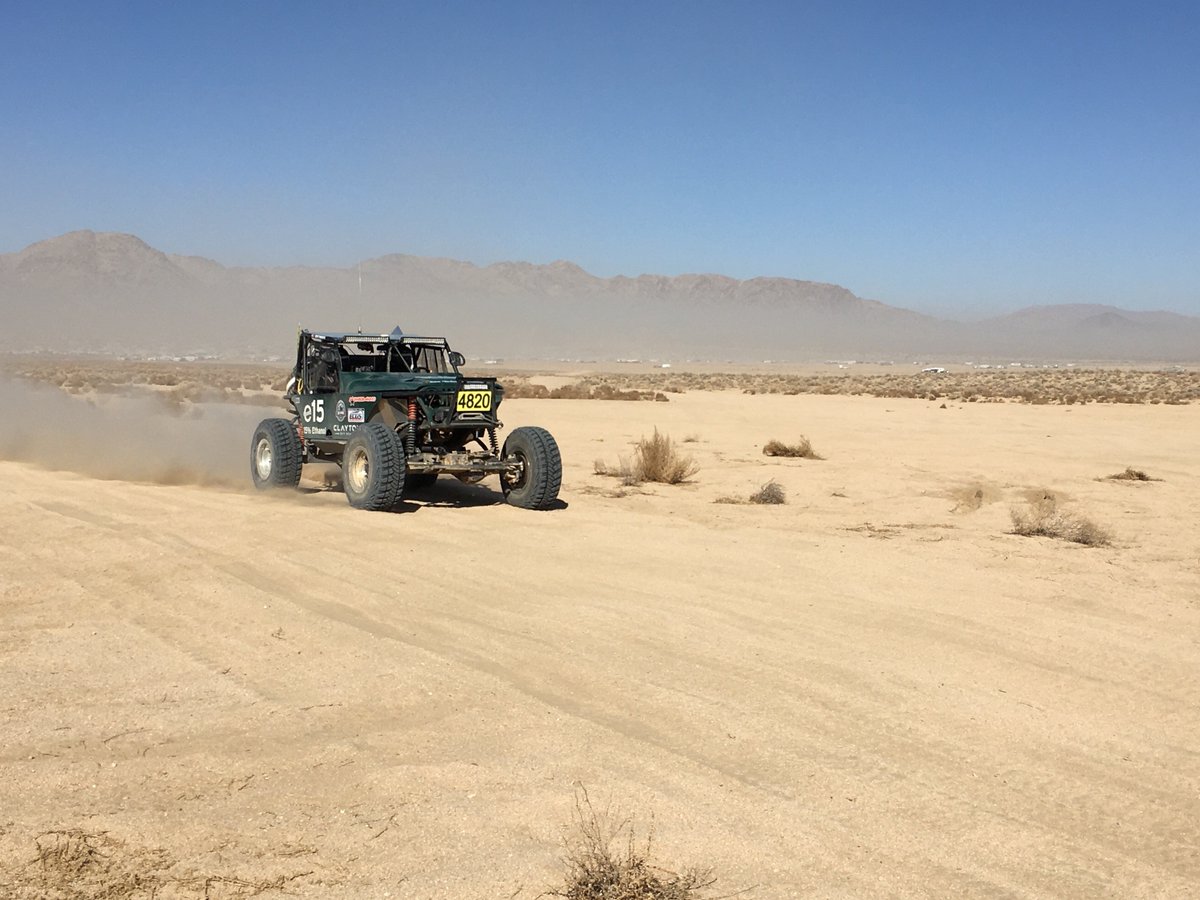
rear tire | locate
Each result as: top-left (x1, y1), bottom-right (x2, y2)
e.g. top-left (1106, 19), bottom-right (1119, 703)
top-left (251, 419), bottom-right (303, 490)
top-left (501, 426), bottom-right (562, 510)
top-left (342, 423), bottom-right (406, 510)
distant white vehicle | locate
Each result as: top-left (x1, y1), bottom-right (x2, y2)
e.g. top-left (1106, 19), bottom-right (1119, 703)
top-left (921, 366), bottom-right (947, 374)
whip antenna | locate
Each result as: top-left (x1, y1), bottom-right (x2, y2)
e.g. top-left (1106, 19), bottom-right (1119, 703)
top-left (357, 263), bottom-right (363, 334)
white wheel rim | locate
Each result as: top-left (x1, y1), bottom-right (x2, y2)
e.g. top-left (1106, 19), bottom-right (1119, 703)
top-left (347, 447), bottom-right (370, 494)
top-left (255, 438), bottom-right (273, 479)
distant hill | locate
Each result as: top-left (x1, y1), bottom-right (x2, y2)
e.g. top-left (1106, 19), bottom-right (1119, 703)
top-left (975, 304), bottom-right (1200, 360)
top-left (1, 230), bottom-right (1197, 361)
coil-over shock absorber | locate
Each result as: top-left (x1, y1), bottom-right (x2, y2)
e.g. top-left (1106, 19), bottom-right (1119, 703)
top-left (487, 427), bottom-right (499, 455)
top-left (405, 397), bottom-right (418, 457)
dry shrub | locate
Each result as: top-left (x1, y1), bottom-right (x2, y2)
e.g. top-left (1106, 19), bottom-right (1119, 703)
top-left (1104, 467), bottom-right (1158, 482)
top-left (18, 360), bottom-right (1200, 408)
top-left (599, 430), bottom-right (698, 485)
top-left (632, 429), bottom-right (699, 484)
top-left (2, 830), bottom-right (176, 899)
top-left (594, 458), bottom-right (639, 486)
top-left (552, 383), bottom-right (596, 400)
top-left (762, 438), bottom-right (821, 459)
top-left (484, 367), bottom-right (1200, 406)
top-left (503, 379), bottom-right (660, 401)
top-left (952, 487), bottom-right (985, 512)
top-left (713, 480), bottom-right (786, 505)
top-left (503, 381), bottom-right (552, 399)
top-left (24, 830), bottom-right (171, 899)
top-left (949, 482), bottom-right (1000, 513)
top-left (1010, 496), bottom-right (1112, 546)
top-left (588, 384), bottom-right (654, 401)
top-left (748, 480), bottom-right (786, 505)
top-left (0, 828), bottom-right (312, 899)
top-left (548, 787), bottom-right (718, 900)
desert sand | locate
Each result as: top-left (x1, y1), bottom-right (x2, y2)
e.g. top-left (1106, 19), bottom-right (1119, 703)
top-left (1, 384), bottom-right (1198, 898)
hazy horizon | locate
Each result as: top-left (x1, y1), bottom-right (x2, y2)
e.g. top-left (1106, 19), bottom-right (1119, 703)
top-left (4, 226), bottom-right (1195, 324)
top-left (4, 228), bottom-right (1200, 363)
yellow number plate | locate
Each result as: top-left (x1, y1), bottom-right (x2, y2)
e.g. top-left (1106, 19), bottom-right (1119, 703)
top-left (456, 390), bottom-right (492, 412)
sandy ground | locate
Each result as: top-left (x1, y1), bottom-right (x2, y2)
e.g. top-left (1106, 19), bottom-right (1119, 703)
top-left (1, 391), bottom-right (1198, 898)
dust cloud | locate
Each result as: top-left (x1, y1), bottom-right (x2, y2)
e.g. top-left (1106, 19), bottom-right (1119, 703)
top-left (0, 379), bottom-right (281, 489)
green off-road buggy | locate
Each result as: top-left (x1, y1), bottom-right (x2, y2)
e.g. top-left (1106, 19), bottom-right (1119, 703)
top-left (250, 328), bottom-right (561, 510)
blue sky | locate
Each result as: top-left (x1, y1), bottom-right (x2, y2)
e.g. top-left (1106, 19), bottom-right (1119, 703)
top-left (2, 1), bottom-right (1197, 316)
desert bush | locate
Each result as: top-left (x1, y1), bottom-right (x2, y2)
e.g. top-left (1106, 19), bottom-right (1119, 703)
top-left (595, 430), bottom-right (698, 485)
top-left (0, 828), bottom-right (312, 899)
top-left (632, 429), bottom-right (698, 484)
top-left (593, 458), bottom-right (639, 486)
top-left (762, 437), bottom-right (822, 459)
top-left (503, 380), bottom-right (661, 401)
top-left (748, 480), bottom-right (786, 505)
top-left (548, 787), bottom-right (717, 900)
top-left (553, 383), bottom-right (597, 400)
top-left (713, 480), bottom-right (786, 505)
top-left (951, 486), bottom-right (986, 512)
top-left (1104, 467), bottom-right (1157, 482)
top-left (589, 383), bottom-right (651, 401)
top-left (1010, 496), bottom-right (1112, 546)
top-left (495, 368), bottom-right (1200, 406)
top-left (504, 381), bottom-right (552, 399)
top-left (15, 358), bottom-right (1200, 407)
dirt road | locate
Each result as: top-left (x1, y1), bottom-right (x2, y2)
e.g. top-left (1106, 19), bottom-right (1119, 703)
top-left (2, 393), bottom-right (1198, 897)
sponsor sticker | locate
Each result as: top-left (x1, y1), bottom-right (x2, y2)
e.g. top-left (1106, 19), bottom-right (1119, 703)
top-left (335, 400), bottom-right (346, 422)
top-left (348, 395), bottom-right (377, 403)
top-left (463, 382), bottom-right (488, 391)
top-left (348, 408), bottom-right (365, 423)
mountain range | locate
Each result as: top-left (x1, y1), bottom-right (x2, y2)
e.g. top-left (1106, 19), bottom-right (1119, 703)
top-left (1, 230), bottom-right (1196, 362)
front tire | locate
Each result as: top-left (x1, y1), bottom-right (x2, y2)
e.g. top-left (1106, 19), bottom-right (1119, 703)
top-left (251, 419), bottom-right (303, 490)
top-left (501, 426), bottom-right (562, 510)
top-left (342, 423), bottom-right (406, 510)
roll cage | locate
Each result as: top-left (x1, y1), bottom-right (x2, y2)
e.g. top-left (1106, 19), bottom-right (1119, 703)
top-left (292, 329), bottom-right (464, 395)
